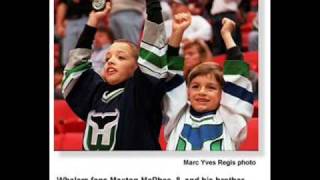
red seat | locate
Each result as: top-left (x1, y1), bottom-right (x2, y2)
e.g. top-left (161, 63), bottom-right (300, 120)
top-left (63, 121), bottom-right (86, 133)
top-left (241, 31), bottom-right (250, 52)
top-left (244, 51), bottom-right (258, 72)
top-left (239, 117), bottom-right (258, 150)
top-left (246, 12), bottom-right (257, 24)
top-left (159, 126), bottom-right (167, 150)
top-left (55, 133), bottom-right (83, 151)
top-left (240, 12), bottom-right (257, 52)
top-left (54, 100), bottom-right (85, 134)
top-left (241, 22), bottom-right (253, 33)
top-left (253, 100), bottom-right (258, 117)
top-left (212, 54), bottom-right (226, 66)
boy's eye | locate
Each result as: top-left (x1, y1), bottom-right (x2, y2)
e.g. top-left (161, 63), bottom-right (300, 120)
top-left (208, 86), bottom-right (216, 90)
top-left (191, 85), bottom-right (199, 89)
top-left (118, 56), bottom-right (126, 60)
top-left (105, 57), bottom-right (110, 62)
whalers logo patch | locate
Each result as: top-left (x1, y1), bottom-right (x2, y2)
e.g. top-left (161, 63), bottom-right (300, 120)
top-left (83, 109), bottom-right (119, 150)
top-left (176, 124), bottom-right (223, 151)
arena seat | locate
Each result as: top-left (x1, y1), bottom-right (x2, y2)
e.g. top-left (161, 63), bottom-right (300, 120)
top-left (239, 117), bottom-right (258, 150)
top-left (54, 100), bottom-right (84, 134)
top-left (253, 100), bottom-right (259, 117)
top-left (159, 126), bottom-right (166, 150)
top-left (63, 121), bottom-right (86, 133)
top-left (246, 12), bottom-right (257, 25)
top-left (243, 51), bottom-right (258, 72)
top-left (241, 31), bottom-right (250, 52)
top-left (240, 11), bottom-right (257, 51)
top-left (55, 133), bottom-right (83, 151)
top-left (212, 54), bottom-right (226, 66)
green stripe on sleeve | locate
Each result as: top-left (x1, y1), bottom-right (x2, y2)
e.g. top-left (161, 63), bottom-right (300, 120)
top-left (62, 61), bottom-right (92, 85)
top-left (224, 60), bottom-right (249, 78)
top-left (139, 48), bottom-right (168, 68)
top-left (168, 56), bottom-right (184, 71)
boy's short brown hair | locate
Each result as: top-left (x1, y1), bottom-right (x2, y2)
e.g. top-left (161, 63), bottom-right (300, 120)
top-left (187, 62), bottom-right (224, 87)
top-left (114, 39), bottom-right (139, 60)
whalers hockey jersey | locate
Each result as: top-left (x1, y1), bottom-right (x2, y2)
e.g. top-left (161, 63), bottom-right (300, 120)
top-left (165, 46), bottom-right (254, 151)
top-left (61, 0), bottom-right (185, 150)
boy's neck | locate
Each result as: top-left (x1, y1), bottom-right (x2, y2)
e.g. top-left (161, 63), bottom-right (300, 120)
top-left (106, 80), bottom-right (126, 90)
top-left (189, 106), bottom-right (217, 118)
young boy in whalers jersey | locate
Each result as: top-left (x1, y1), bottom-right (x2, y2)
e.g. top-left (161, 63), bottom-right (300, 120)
top-left (165, 18), bottom-right (254, 151)
top-left (61, 0), bottom-right (190, 150)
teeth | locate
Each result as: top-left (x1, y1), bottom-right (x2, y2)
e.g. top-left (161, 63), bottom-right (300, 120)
top-left (107, 68), bottom-right (116, 73)
top-left (197, 99), bottom-right (208, 102)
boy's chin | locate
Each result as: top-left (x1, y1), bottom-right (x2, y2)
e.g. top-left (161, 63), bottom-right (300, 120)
top-left (192, 105), bottom-right (217, 113)
top-left (105, 77), bottom-right (120, 85)
top-left (193, 106), bottom-right (210, 113)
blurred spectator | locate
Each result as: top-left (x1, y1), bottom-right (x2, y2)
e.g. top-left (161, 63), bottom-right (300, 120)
top-left (54, 36), bottom-right (62, 68)
top-left (54, 67), bottom-right (64, 99)
top-left (203, 0), bottom-right (214, 20)
top-left (209, 0), bottom-right (243, 55)
top-left (109, 0), bottom-right (145, 45)
top-left (248, 16), bottom-right (258, 51)
top-left (250, 0), bottom-right (258, 12)
top-left (91, 26), bottom-right (114, 74)
top-left (182, 39), bottom-right (213, 77)
top-left (55, 0), bottom-right (91, 67)
top-left (165, 1), bottom-right (212, 44)
top-left (238, 0), bottom-right (251, 25)
top-left (187, 0), bottom-right (206, 16)
top-left (239, 0), bottom-right (251, 14)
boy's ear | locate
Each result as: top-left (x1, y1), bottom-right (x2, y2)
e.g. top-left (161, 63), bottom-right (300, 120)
top-left (134, 63), bottom-right (138, 70)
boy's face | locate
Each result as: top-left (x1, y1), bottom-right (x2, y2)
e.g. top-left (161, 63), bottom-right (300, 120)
top-left (184, 45), bottom-right (201, 77)
top-left (188, 74), bottom-right (222, 113)
top-left (103, 42), bottom-right (138, 85)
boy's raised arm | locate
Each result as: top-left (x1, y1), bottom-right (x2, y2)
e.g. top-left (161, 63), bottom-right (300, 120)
top-left (168, 12), bottom-right (192, 48)
top-left (75, 3), bottom-right (112, 49)
top-left (138, 0), bottom-right (169, 79)
top-left (219, 18), bottom-right (254, 144)
top-left (62, 3), bottom-right (111, 101)
top-left (221, 18), bottom-right (243, 60)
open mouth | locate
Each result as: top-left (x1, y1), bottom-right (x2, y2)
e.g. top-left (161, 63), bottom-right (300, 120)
top-left (196, 98), bottom-right (210, 103)
top-left (106, 67), bottom-right (117, 75)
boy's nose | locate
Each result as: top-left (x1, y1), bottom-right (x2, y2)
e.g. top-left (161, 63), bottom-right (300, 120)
top-left (107, 57), bottom-right (116, 65)
top-left (199, 87), bottom-right (206, 94)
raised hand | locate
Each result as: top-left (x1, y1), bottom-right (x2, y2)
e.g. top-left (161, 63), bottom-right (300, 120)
top-left (87, 2), bottom-right (112, 27)
top-left (220, 17), bottom-right (236, 36)
top-left (220, 18), bottom-right (237, 49)
top-left (169, 12), bottom-right (192, 47)
top-left (172, 12), bottom-right (192, 34)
